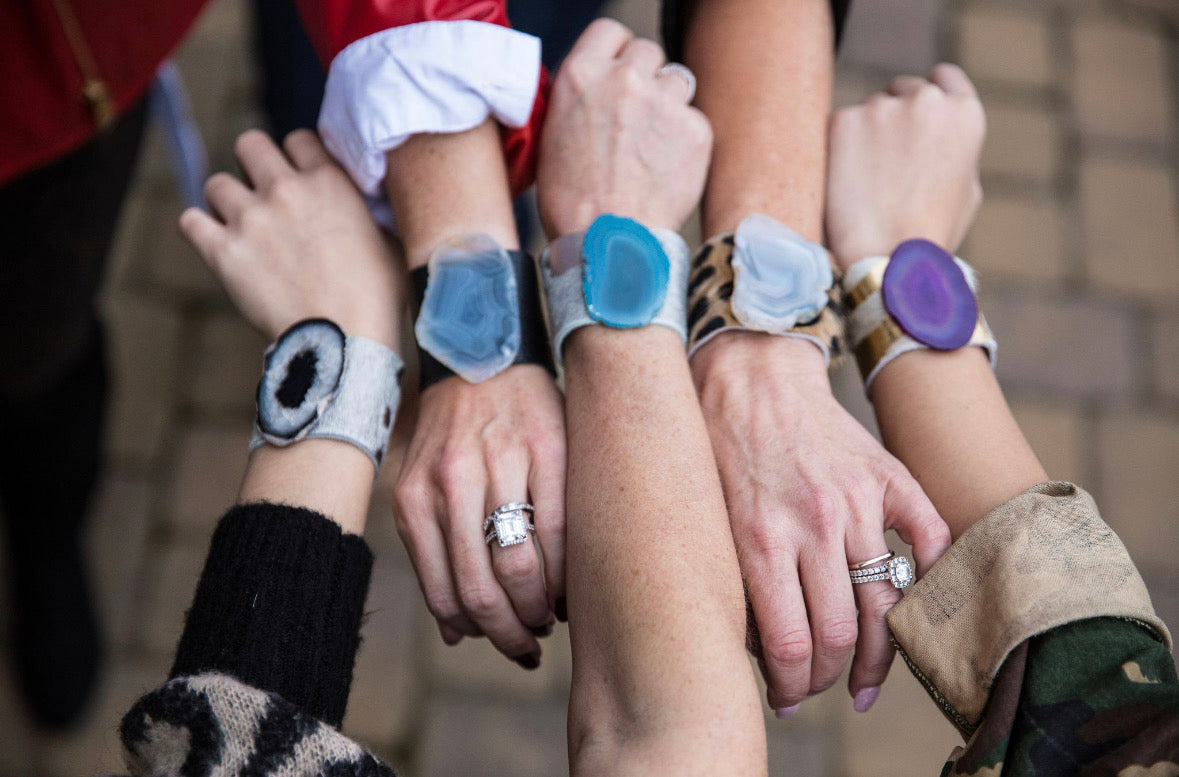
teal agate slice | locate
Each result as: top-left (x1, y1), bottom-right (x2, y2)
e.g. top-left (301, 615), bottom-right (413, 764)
top-left (582, 214), bottom-right (669, 328)
top-left (732, 214), bottom-right (832, 332)
top-left (415, 235), bottom-right (520, 384)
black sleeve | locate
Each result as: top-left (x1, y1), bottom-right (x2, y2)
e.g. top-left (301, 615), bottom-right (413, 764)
top-left (169, 502), bottom-right (373, 728)
top-left (661, 0), bottom-right (852, 62)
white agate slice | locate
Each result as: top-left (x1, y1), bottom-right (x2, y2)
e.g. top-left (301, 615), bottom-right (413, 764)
top-left (731, 214), bottom-right (833, 332)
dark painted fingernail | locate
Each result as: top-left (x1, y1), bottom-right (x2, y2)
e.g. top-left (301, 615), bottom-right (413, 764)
top-left (555, 597), bottom-right (568, 622)
top-left (515, 653), bottom-right (541, 670)
top-left (531, 623), bottom-right (553, 638)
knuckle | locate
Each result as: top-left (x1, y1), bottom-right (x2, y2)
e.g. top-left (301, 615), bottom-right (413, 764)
top-left (495, 548), bottom-right (539, 585)
top-left (424, 590), bottom-right (462, 623)
top-left (763, 629), bottom-right (813, 669)
top-left (815, 618), bottom-right (859, 655)
top-left (434, 452), bottom-right (475, 496)
top-left (458, 582), bottom-right (500, 619)
top-left (392, 476), bottom-right (431, 524)
top-left (860, 587), bottom-right (903, 623)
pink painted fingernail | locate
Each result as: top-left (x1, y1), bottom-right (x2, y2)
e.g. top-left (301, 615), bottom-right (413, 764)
top-left (853, 686), bottom-right (880, 712)
top-left (774, 704), bottom-right (802, 719)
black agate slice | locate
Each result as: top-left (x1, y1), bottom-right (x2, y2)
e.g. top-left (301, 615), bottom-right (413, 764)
top-left (256, 318), bottom-right (345, 441)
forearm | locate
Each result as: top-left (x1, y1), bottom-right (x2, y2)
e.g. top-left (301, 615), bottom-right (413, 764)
top-left (684, 0), bottom-right (833, 239)
top-left (870, 347), bottom-right (1047, 539)
top-left (563, 326), bottom-right (763, 776)
top-left (384, 120), bottom-right (520, 269)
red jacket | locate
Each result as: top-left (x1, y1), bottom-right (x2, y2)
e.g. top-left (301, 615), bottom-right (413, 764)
top-left (0, 0), bottom-right (545, 193)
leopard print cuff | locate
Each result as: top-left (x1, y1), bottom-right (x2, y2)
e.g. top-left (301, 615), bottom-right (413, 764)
top-left (686, 234), bottom-right (847, 366)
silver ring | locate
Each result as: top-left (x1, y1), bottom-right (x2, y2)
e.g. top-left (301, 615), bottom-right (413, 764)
top-left (657, 62), bottom-right (696, 103)
top-left (484, 503), bottom-right (536, 548)
top-left (849, 555), bottom-right (914, 589)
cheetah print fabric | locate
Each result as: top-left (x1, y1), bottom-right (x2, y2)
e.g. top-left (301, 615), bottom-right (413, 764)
top-left (686, 234), bottom-right (847, 365)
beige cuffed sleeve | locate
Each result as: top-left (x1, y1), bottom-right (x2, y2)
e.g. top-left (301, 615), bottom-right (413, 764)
top-left (885, 481), bottom-right (1171, 734)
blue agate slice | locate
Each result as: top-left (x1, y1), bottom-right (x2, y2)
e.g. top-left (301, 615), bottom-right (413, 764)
top-left (731, 214), bottom-right (832, 332)
top-left (882, 239), bottom-right (977, 350)
top-left (257, 318), bottom-right (345, 441)
top-left (415, 234), bottom-right (521, 384)
top-left (582, 214), bottom-right (669, 328)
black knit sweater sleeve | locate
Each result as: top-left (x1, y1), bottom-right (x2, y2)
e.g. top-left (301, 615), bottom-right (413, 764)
top-left (169, 502), bottom-right (372, 728)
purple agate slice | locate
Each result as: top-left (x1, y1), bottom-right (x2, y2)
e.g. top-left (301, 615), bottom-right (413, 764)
top-left (881, 239), bottom-right (977, 350)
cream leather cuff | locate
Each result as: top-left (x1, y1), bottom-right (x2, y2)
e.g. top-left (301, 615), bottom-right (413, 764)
top-left (886, 481), bottom-right (1171, 734)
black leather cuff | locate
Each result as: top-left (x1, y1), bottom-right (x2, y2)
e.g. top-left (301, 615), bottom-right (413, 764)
top-left (410, 250), bottom-right (555, 392)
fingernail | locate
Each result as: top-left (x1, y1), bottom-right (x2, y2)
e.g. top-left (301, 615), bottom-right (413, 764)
top-left (774, 704), bottom-right (801, 719)
top-left (515, 653), bottom-right (541, 670)
top-left (531, 623), bottom-right (554, 638)
top-left (853, 686), bottom-right (880, 713)
top-left (555, 597), bottom-right (568, 623)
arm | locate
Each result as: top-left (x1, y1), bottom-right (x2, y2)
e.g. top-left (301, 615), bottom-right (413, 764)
top-left (536, 21), bottom-right (764, 775)
top-left (681, 0), bottom-right (951, 716)
top-left (382, 119), bottom-right (567, 665)
top-left (826, 66), bottom-right (1179, 774)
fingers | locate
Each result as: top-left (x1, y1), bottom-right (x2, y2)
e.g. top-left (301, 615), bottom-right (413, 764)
top-left (528, 440), bottom-right (567, 613)
top-left (798, 545), bottom-right (859, 696)
top-left (234, 129), bottom-right (292, 189)
top-left (618, 36), bottom-right (666, 75)
top-left (744, 553), bottom-right (812, 710)
top-left (845, 531), bottom-right (901, 711)
top-left (203, 172), bottom-right (253, 223)
top-left (929, 62), bottom-right (979, 100)
top-left (178, 207), bottom-right (227, 260)
top-left (485, 452), bottom-right (552, 632)
top-left (394, 478), bottom-right (482, 642)
top-left (282, 129), bottom-right (333, 171)
top-left (567, 17), bottom-right (634, 64)
top-left (887, 75), bottom-right (929, 97)
top-left (884, 476), bottom-right (951, 577)
top-left (440, 461), bottom-right (542, 665)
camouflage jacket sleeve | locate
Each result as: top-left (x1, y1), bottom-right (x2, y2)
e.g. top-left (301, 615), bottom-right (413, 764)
top-left (885, 481), bottom-right (1179, 774)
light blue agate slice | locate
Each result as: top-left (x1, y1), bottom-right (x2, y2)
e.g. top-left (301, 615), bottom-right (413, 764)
top-left (582, 214), bottom-right (669, 328)
top-left (732, 214), bottom-right (832, 332)
top-left (415, 234), bottom-right (520, 383)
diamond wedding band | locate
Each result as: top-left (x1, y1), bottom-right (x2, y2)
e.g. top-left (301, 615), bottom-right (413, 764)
top-left (657, 62), bottom-right (696, 103)
top-left (848, 552), bottom-right (914, 589)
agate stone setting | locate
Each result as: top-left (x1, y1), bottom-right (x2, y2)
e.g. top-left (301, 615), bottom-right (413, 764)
top-left (731, 214), bottom-right (832, 332)
top-left (581, 214), bottom-right (670, 329)
top-left (415, 234), bottom-right (521, 384)
top-left (881, 239), bottom-right (977, 350)
top-left (257, 318), bottom-right (345, 441)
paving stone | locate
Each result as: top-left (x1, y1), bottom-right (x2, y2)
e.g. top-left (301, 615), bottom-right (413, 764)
top-left (1079, 157), bottom-right (1179, 303)
top-left (966, 194), bottom-right (1067, 284)
top-left (840, 0), bottom-right (941, 75)
top-left (1071, 18), bottom-right (1172, 143)
top-left (1096, 410), bottom-right (1179, 571)
top-left (958, 7), bottom-right (1054, 87)
top-left (1152, 314), bottom-right (1179, 402)
top-left (166, 424), bottom-right (252, 532)
top-left (102, 295), bottom-right (183, 466)
top-left (35, 657), bottom-right (169, 776)
top-left (172, 0), bottom-right (255, 150)
top-left (980, 102), bottom-right (1061, 182)
top-left (1009, 398), bottom-right (1087, 483)
top-left (767, 723), bottom-right (836, 776)
top-left (143, 183), bottom-right (222, 299)
top-left (416, 695), bottom-right (567, 777)
top-left (343, 560), bottom-right (426, 750)
top-left (137, 535), bottom-right (210, 655)
top-left (838, 662), bottom-right (960, 776)
top-left (85, 474), bottom-right (155, 652)
top-left (986, 293), bottom-right (1137, 399)
top-left (188, 313), bottom-right (267, 415)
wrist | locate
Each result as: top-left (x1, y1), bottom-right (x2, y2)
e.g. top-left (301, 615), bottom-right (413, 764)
top-left (690, 329), bottom-right (829, 387)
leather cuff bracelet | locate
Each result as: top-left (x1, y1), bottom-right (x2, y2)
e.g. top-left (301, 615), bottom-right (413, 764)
top-left (686, 216), bottom-right (846, 365)
top-left (410, 240), bottom-right (555, 392)
top-left (842, 239), bottom-right (997, 392)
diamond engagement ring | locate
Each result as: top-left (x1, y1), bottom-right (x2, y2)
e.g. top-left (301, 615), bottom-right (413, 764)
top-left (483, 502), bottom-right (536, 548)
top-left (849, 554), bottom-right (914, 589)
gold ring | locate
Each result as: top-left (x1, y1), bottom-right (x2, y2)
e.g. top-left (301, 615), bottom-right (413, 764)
top-left (848, 550), bottom-right (895, 571)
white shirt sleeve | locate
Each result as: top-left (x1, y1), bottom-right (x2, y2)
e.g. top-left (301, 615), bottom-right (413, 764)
top-left (318, 20), bottom-right (542, 198)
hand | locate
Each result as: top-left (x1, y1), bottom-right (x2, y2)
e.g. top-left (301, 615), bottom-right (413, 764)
top-left (393, 365), bottom-right (565, 666)
top-left (691, 333), bottom-right (951, 714)
top-left (825, 63), bottom-right (986, 269)
top-left (537, 18), bottom-right (712, 236)
top-left (180, 129), bottom-right (403, 347)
